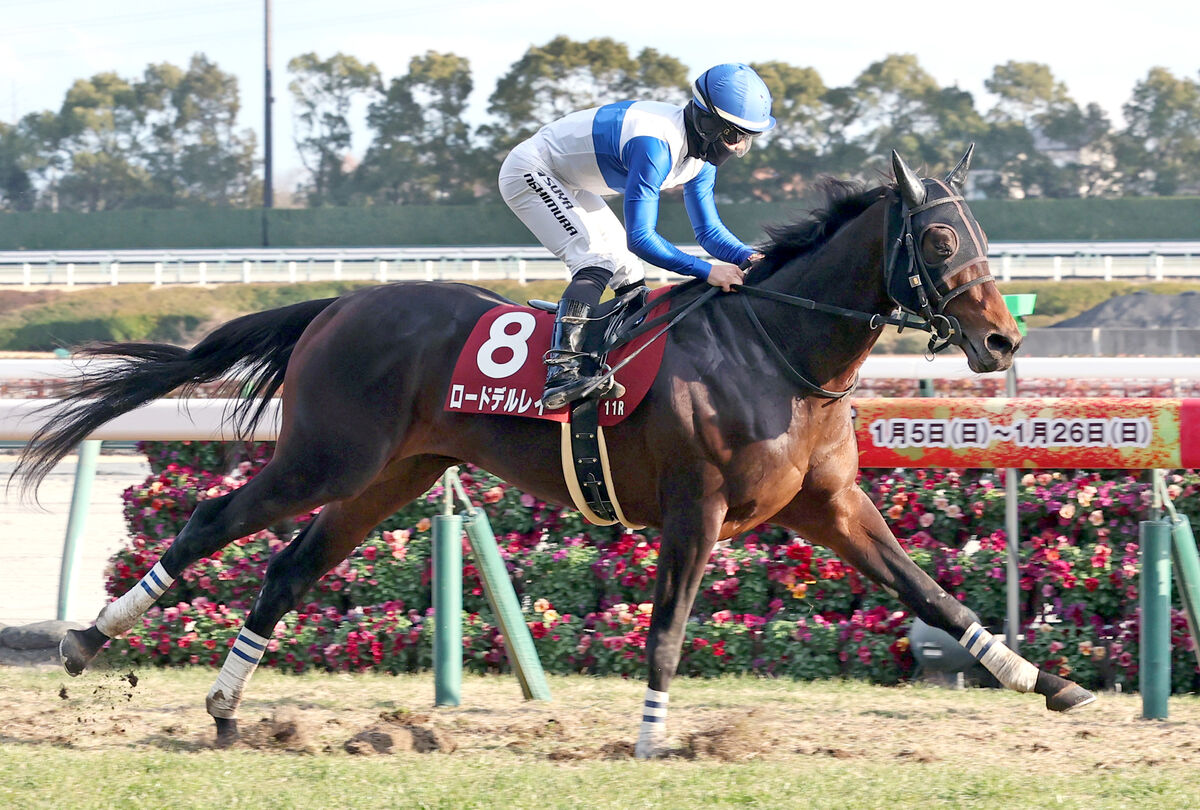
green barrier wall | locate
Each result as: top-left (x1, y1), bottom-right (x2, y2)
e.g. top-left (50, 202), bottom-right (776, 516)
top-left (3, 197), bottom-right (1200, 250)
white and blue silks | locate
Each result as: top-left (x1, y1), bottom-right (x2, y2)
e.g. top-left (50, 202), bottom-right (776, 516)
top-left (499, 100), bottom-right (753, 286)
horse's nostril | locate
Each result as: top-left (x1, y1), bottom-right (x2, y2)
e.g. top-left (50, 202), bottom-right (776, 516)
top-left (987, 333), bottom-right (1016, 355)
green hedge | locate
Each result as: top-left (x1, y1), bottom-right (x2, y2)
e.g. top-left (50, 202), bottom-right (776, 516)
top-left (4, 197), bottom-right (1200, 250)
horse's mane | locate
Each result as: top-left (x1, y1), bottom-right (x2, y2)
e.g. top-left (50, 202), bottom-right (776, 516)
top-left (754, 178), bottom-right (890, 276)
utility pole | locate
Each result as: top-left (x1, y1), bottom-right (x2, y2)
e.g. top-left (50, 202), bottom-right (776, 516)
top-left (262, 0), bottom-right (274, 247)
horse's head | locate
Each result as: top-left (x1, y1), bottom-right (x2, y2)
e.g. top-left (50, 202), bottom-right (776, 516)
top-left (887, 147), bottom-right (1021, 373)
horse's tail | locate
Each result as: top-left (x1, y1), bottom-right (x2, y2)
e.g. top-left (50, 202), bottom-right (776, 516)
top-left (14, 296), bottom-right (339, 495)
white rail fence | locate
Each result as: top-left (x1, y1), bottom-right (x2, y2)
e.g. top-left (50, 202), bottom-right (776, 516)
top-left (3, 355), bottom-right (1200, 443)
top-left (2, 242), bottom-right (1200, 287)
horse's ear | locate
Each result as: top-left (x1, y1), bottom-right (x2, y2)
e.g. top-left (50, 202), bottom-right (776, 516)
top-left (891, 150), bottom-right (926, 208)
top-left (945, 143), bottom-right (975, 192)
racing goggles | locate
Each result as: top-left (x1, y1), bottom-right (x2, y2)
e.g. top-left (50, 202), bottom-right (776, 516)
top-left (719, 125), bottom-right (756, 157)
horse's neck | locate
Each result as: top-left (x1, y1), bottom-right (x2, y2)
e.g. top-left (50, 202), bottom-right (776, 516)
top-left (757, 200), bottom-right (893, 388)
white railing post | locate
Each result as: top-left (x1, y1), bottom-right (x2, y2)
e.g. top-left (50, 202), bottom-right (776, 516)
top-left (425, 260), bottom-right (435, 281)
top-left (22, 262), bottom-right (31, 288)
top-left (287, 261), bottom-right (297, 283)
top-left (333, 258), bottom-right (343, 280)
top-left (1154, 254), bottom-right (1164, 282)
top-left (109, 261), bottom-right (119, 286)
top-left (470, 260), bottom-right (480, 280)
top-left (153, 262), bottom-right (163, 288)
top-left (1001, 254), bottom-right (1012, 283)
top-left (1103, 255), bottom-right (1113, 282)
top-left (66, 263), bottom-right (75, 288)
top-left (517, 259), bottom-right (527, 285)
top-left (378, 260), bottom-right (388, 283)
top-left (1052, 255), bottom-right (1062, 282)
top-left (241, 260), bottom-right (251, 284)
top-left (198, 261), bottom-right (207, 285)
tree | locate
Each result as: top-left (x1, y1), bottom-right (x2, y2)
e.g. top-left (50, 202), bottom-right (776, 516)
top-left (143, 55), bottom-right (260, 207)
top-left (849, 54), bottom-right (984, 178)
top-left (288, 52), bottom-right (380, 205)
top-left (355, 51), bottom-right (482, 204)
top-left (12, 57), bottom-right (257, 211)
top-left (1115, 67), bottom-right (1200, 195)
top-left (980, 61), bottom-right (1114, 198)
top-left (0, 122), bottom-right (35, 211)
top-left (45, 71), bottom-right (156, 211)
top-left (485, 36), bottom-right (686, 154)
top-left (718, 61), bottom-right (831, 202)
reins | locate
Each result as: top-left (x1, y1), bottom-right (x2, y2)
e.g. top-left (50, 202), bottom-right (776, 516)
top-left (586, 184), bottom-right (994, 401)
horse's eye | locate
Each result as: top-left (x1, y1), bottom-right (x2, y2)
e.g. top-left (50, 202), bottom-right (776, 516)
top-left (920, 226), bottom-right (959, 266)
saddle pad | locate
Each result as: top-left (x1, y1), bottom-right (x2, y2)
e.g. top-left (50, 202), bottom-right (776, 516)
top-left (445, 289), bottom-right (671, 425)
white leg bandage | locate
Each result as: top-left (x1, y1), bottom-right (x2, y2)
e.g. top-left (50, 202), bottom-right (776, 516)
top-left (635, 688), bottom-right (669, 758)
top-left (960, 622), bottom-right (1039, 693)
top-left (206, 627), bottom-right (270, 719)
top-left (95, 562), bottom-right (174, 637)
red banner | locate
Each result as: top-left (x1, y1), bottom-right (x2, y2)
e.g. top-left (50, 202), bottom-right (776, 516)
top-left (854, 397), bottom-right (1200, 469)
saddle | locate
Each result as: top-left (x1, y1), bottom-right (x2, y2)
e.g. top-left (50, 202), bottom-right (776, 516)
top-left (528, 284), bottom-right (651, 377)
top-left (528, 286), bottom-right (650, 528)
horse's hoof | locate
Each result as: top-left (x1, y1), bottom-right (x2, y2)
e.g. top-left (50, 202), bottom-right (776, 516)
top-left (60, 626), bottom-right (109, 676)
top-left (1046, 683), bottom-right (1097, 713)
top-left (634, 739), bottom-right (668, 760)
top-left (214, 717), bottom-right (239, 748)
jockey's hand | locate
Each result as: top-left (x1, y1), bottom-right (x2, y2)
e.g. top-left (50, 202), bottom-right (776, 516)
top-left (707, 263), bottom-right (744, 292)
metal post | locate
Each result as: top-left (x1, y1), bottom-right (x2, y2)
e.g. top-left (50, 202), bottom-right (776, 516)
top-left (1140, 515), bottom-right (1171, 719)
top-left (1167, 514), bottom-right (1200, 670)
top-left (1005, 364), bottom-right (1020, 651)
top-left (462, 502), bottom-right (552, 701)
top-left (57, 440), bottom-right (101, 620)
top-left (262, 0), bottom-right (273, 248)
top-left (432, 475), bottom-right (462, 707)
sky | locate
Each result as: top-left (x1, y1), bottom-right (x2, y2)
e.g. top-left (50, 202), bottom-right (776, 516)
top-left (3, 0), bottom-right (1199, 191)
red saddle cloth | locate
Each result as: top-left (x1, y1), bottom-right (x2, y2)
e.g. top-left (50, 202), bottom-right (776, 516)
top-left (445, 288), bottom-right (671, 426)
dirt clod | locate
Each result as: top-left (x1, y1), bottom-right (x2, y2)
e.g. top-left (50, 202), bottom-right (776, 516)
top-left (343, 722), bottom-right (456, 755)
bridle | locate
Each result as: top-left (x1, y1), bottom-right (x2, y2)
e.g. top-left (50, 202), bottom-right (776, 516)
top-left (597, 147), bottom-right (992, 402)
top-left (883, 181), bottom-right (994, 357)
top-left (733, 146), bottom-right (992, 398)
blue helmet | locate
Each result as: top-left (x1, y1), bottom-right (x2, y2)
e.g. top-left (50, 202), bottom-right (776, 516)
top-left (691, 63), bottom-right (776, 134)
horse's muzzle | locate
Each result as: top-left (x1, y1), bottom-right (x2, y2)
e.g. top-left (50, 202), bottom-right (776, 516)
top-left (967, 330), bottom-right (1019, 373)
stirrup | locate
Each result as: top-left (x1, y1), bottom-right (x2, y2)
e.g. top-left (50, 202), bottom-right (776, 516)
top-left (541, 373), bottom-right (625, 410)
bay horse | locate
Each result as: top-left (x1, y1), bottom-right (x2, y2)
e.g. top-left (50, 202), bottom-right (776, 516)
top-left (17, 148), bottom-right (1095, 756)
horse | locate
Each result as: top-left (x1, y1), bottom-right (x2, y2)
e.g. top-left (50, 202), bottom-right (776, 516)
top-left (16, 148), bottom-right (1095, 756)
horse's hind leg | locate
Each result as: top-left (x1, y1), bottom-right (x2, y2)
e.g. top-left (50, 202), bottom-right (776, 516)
top-left (775, 486), bottom-right (1095, 712)
top-left (205, 454), bottom-right (450, 747)
top-left (61, 443), bottom-right (392, 676)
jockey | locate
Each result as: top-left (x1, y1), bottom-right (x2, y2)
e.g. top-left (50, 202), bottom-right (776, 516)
top-left (499, 62), bottom-right (776, 410)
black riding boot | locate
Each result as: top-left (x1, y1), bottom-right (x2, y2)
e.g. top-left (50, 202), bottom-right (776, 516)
top-left (541, 299), bottom-right (625, 410)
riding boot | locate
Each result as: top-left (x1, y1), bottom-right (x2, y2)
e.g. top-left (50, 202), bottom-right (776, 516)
top-left (541, 299), bottom-right (625, 410)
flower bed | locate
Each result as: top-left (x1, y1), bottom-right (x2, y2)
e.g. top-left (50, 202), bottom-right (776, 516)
top-left (105, 440), bottom-right (1200, 691)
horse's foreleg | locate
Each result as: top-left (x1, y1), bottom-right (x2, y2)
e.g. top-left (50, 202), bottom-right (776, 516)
top-left (775, 487), bottom-right (1095, 712)
top-left (206, 457), bottom-right (448, 746)
top-left (636, 501), bottom-right (722, 759)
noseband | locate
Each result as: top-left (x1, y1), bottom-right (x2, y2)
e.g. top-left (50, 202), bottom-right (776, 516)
top-left (731, 181), bottom-right (994, 398)
top-left (884, 180), bottom-right (994, 356)
top-left (599, 179), bottom-right (997, 402)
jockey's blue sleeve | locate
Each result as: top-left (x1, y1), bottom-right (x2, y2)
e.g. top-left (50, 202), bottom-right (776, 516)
top-left (683, 164), bottom-right (755, 266)
top-left (622, 136), bottom-right (712, 279)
